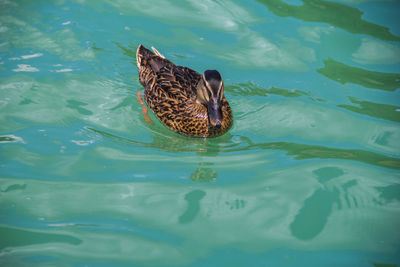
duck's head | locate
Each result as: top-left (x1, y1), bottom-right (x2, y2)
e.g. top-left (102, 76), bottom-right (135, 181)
top-left (197, 70), bottom-right (225, 128)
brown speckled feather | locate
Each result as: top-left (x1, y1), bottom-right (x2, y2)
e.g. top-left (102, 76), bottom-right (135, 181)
top-left (136, 44), bottom-right (233, 137)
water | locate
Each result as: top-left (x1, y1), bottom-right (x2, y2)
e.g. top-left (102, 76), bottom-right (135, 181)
top-left (1, 0), bottom-right (400, 266)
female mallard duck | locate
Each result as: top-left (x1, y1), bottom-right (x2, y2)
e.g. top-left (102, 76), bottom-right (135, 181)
top-left (136, 44), bottom-right (233, 138)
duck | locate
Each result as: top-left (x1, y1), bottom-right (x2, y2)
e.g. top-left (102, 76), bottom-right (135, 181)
top-left (136, 44), bottom-right (233, 138)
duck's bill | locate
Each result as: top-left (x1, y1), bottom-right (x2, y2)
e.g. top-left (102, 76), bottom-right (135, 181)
top-left (208, 101), bottom-right (222, 128)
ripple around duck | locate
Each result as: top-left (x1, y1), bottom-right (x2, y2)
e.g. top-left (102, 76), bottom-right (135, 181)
top-left (86, 126), bottom-right (400, 171)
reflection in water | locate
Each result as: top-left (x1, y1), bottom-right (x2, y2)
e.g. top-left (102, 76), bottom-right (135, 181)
top-left (179, 190), bottom-right (206, 224)
top-left (290, 167), bottom-right (343, 240)
top-left (291, 188), bottom-right (340, 240)
top-left (1, 183), bottom-right (27, 192)
top-left (338, 97), bottom-right (400, 123)
top-left (228, 82), bottom-right (309, 98)
top-left (237, 137), bottom-right (400, 170)
top-left (0, 135), bottom-right (25, 144)
top-left (375, 184), bottom-right (400, 204)
top-left (317, 58), bottom-right (400, 91)
top-left (66, 99), bottom-right (93, 116)
top-left (114, 42), bottom-right (137, 59)
top-left (264, 87), bottom-right (309, 98)
top-left (256, 0), bottom-right (400, 41)
top-left (0, 227), bottom-right (82, 249)
top-left (109, 95), bottom-right (137, 111)
top-left (314, 166), bottom-right (344, 183)
top-left (0, 162), bottom-right (398, 265)
top-left (372, 263), bottom-right (398, 267)
top-left (190, 168), bottom-right (218, 183)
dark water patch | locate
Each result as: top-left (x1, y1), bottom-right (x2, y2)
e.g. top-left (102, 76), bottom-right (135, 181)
top-left (225, 199), bottom-right (245, 211)
top-left (375, 184), bottom-right (400, 204)
top-left (228, 82), bottom-right (308, 98)
top-left (228, 82), bottom-right (269, 97)
top-left (236, 139), bottom-right (400, 170)
top-left (179, 190), bottom-right (206, 224)
top-left (291, 165), bottom-right (344, 240)
top-left (21, 255), bottom-right (61, 265)
top-left (0, 135), bottom-right (25, 144)
top-left (317, 58), bottom-right (400, 91)
top-left (342, 179), bottom-right (358, 191)
top-left (264, 142), bottom-right (400, 170)
top-left (66, 100), bottom-right (93, 116)
top-left (373, 263), bottom-right (398, 267)
top-left (0, 136), bottom-right (18, 143)
top-left (0, 226), bottom-right (82, 249)
top-left (374, 132), bottom-right (393, 147)
top-left (196, 247), bottom-right (399, 267)
top-left (110, 95), bottom-right (136, 111)
top-left (1, 183), bottom-right (27, 193)
top-left (338, 97), bottom-right (400, 123)
top-left (114, 42), bottom-right (138, 59)
top-left (257, 0), bottom-right (400, 41)
top-left (266, 87), bottom-right (309, 98)
top-left (91, 42), bottom-right (106, 51)
top-left (171, 53), bottom-right (187, 59)
top-left (19, 98), bottom-right (36, 105)
top-left (290, 188), bottom-right (340, 240)
top-left (313, 166), bottom-right (344, 184)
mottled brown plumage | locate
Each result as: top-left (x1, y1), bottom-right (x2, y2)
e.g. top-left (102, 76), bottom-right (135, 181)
top-left (136, 44), bottom-right (233, 137)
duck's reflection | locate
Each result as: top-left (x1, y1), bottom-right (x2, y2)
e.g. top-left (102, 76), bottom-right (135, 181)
top-left (290, 167), bottom-right (344, 240)
top-left (189, 166), bottom-right (218, 183)
top-left (179, 190), bottom-right (206, 224)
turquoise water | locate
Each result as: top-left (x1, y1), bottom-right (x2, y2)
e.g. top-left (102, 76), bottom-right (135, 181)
top-left (1, 0), bottom-right (400, 266)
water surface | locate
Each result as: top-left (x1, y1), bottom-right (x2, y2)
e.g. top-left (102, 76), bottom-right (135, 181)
top-left (1, 0), bottom-right (400, 266)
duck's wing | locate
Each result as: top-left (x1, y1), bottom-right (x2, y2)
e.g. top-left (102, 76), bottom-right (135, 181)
top-left (154, 65), bottom-right (199, 100)
top-left (137, 45), bottom-right (201, 99)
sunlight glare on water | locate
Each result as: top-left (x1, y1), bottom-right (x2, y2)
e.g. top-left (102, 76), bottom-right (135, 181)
top-left (0, 0), bottom-right (400, 266)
